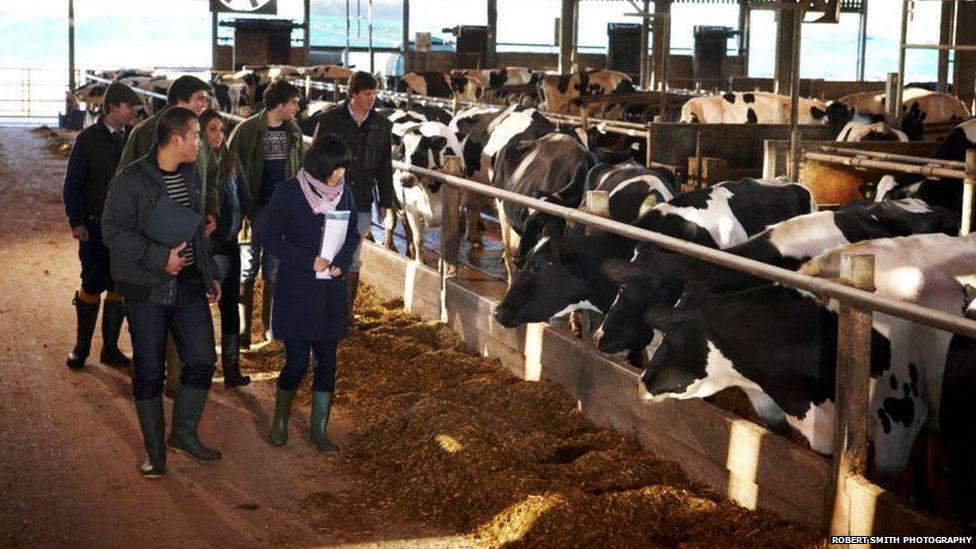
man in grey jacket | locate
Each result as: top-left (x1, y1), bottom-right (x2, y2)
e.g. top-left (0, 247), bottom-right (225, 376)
top-left (102, 108), bottom-right (223, 478)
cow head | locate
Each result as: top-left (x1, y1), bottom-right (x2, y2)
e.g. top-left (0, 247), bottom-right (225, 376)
top-left (515, 195), bottom-right (568, 269)
top-left (900, 102), bottom-right (927, 141)
top-left (866, 198), bottom-right (960, 237)
top-left (395, 123), bottom-right (453, 191)
top-left (596, 244), bottom-right (673, 354)
top-left (494, 229), bottom-right (584, 327)
top-left (825, 102), bottom-right (855, 137)
top-left (639, 284), bottom-right (715, 399)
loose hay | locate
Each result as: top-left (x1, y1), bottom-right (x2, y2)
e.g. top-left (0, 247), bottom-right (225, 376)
top-left (243, 284), bottom-right (826, 547)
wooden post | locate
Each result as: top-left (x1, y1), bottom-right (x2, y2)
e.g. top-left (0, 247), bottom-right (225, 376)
top-left (884, 72), bottom-right (900, 126)
top-left (639, 0), bottom-right (651, 90)
top-left (439, 155), bottom-right (463, 323)
top-left (645, 121), bottom-right (655, 167)
top-left (773, 5), bottom-right (796, 96)
top-left (786, 3), bottom-right (803, 183)
top-left (579, 190), bottom-right (611, 338)
top-left (962, 149), bottom-right (976, 236)
top-left (68, 0), bottom-right (76, 92)
top-left (936, 0), bottom-right (955, 93)
top-left (559, 0), bottom-right (577, 74)
top-left (487, 0), bottom-right (497, 69)
top-left (828, 253), bottom-right (875, 537)
top-left (954, 1), bottom-right (976, 112)
top-left (762, 139), bottom-right (777, 179)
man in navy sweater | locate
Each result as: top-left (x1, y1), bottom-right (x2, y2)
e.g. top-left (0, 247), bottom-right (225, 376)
top-left (62, 82), bottom-right (143, 370)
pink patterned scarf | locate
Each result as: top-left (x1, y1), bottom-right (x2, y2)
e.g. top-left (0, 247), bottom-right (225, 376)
top-left (297, 168), bottom-right (344, 214)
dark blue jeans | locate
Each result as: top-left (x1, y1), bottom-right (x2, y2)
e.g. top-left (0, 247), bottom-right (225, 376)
top-left (78, 218), bottom-right (113, 295)
top-left (278, 339), bottom-right (338, 392)
top-left (127, 278), bottom-right (217, 400)
top-left (213, 248), bottom-right (241, 337)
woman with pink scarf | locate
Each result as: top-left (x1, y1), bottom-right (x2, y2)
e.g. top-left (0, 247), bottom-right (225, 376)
top-left (262, 134), bottom-right (360, 452)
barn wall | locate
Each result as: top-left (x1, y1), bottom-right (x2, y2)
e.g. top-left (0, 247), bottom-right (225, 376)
top-left (357, 240), bottom-right (959, 534)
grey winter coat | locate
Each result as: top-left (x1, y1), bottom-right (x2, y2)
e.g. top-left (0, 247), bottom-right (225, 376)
top-left (101, 147), bottom-right (219, 305)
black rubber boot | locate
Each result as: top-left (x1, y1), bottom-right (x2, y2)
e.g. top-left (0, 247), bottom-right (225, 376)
top-left (99, 299), bottom-right (132, 368)
top-left (269, 387), bottom-right (296, 446)
top-left (167, 386), bottom-right (221, 462)
top-left (239, 280), bottom-right (255, 350)
top-left (67, 292), bottom-right (100, 370)
top-left (221, 333), bottom-right (251, 388)
top-left (135, 397), bottom-right (166, 479)
top-left (310, 391), bottom-right (339, 452)
top-left (260, 280), bottom-right (274, 342)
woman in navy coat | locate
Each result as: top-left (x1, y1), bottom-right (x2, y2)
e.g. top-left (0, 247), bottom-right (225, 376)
top-left (262, 134), bottom-right (360, 451)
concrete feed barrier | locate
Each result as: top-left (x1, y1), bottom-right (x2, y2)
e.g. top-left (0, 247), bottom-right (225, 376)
top-left (357, 240), bottom-right (959, 535)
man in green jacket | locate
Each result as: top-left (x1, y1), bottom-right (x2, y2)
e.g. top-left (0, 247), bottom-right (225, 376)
top-left (227, 80), bottom-right (305, 348)
top-left (119, 75), bottom-right (219, 396)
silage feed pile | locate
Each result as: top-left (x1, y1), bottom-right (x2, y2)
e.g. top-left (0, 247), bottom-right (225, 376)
top-left (242, 284), bottom-right (825, 547)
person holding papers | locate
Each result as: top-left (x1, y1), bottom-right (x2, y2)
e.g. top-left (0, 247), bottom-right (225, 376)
top-left (263, 134), bottom-right (360, 452)
top-left (102, 108), bottom-right (223, 478)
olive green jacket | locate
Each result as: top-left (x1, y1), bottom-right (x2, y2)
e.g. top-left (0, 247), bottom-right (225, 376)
top-left (117, 106), bottom-right (219, 217)
top-left (226, 109), bottom-right (306, 207)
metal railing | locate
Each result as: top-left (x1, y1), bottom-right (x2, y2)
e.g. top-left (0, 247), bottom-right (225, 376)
top-left (88, 71), bottom-right (976, 534)
top-left (0, 67), bottom-right (76, 118)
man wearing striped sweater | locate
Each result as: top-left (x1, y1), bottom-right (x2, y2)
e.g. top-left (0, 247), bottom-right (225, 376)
top-left (102, 108), bottom-right (223, 478)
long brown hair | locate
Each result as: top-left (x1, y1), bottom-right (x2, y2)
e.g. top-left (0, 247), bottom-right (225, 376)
top-left (199, 109), bottom-right (236, 181)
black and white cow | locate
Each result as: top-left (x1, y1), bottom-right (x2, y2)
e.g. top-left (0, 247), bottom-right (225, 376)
top-left (876, 118), bottom-right (976, 229)
top-left (385, 121), bottom-right (463, 261)
top-left (538, 70), bottom-right (634, 114)
top-left (595, 178), bottom-right (817, 355)
top-left (398, 71), bottom-right (484, 102)
top-left (514, 160), bottom-right (677, 269)
top-left (448, 104), bottom-right (561, 246)
top-left (611, 198), bottom-right (960, 301)
top-left (941, 285), bottom-right (976, 526)
top-left (491, 133), bottom-right (595, 283)
top-left (836, 88), bottom-right (970, 127)
top-left (640, 234), bottom-right (976, 482)
top-left (494, 162), bottom-right (676, 363)
top-left (680, 92), bottom-right (828, 125)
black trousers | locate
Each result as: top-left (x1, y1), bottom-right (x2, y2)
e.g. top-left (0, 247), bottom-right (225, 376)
top-left (77, 218), bottom-right (114, 295)
top-left (127, 277), bottom-right (216, 400)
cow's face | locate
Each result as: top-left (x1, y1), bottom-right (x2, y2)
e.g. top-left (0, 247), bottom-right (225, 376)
top-left (396, 128), bottom-right (449, 191)
top-left (640, 288), bottom-right (713, 399)
top-left (597, 245), bottom-right (670, 354)
top-left (494, 233), bottom-right (583, 327)
top-left (825, 102), bottom-right (855, 136)
top-left (515, 199), bottom-right (567, 269)
top-left (869, 198), bottom-right (960, 237)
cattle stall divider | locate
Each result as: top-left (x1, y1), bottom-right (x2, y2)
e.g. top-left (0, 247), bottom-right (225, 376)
top-left (84, 73), bottom-right (969, 537)
top-left (802, 146), bottom-right (976, 235)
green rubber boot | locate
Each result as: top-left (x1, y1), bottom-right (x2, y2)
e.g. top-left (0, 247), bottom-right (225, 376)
top-left (269, 387), bottom-right (296, 446)
top-left (167, 386), bottom-right (221, 462)
top-left (310, 391), bottom-right (339, 452)
top-left (134, 397), bottom-right (166, 478)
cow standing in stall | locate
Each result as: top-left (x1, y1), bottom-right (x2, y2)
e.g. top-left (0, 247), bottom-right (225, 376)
top-left (537, 70), bottom-right (634, 114)
top-left (679, 91), bottom-right (828, 125)
top-left (640, 234), bottom-right (976, 514)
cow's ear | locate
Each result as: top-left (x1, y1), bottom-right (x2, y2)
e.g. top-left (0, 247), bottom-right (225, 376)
top-left (644, 306), bottom-right (697, 331)
top-left (541, 222), bottom-right (562, 239)
top-left (810, 106), bottom-right (826, 120)
top-left (602, 259), bottom-right (642, 285)
top-left (964, 284), bottom-right (976, 307)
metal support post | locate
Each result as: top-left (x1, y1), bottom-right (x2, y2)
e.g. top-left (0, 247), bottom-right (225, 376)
top-left (828, 253), bottom-right (875, 536)
top-left (962, 149), bottom-right (976, 236)
top-left (439, 155), bottom-right (463, 323)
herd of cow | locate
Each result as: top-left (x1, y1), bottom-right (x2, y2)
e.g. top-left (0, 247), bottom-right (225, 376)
top-left (385, 96), bottom-right (976, 524)
top-left (71, 64), bottom-right (976, 523)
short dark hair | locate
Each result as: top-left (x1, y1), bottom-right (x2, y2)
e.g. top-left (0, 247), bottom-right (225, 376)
top-left (304, 133), bottom-right (351, 181)
top-left (167, 75), bottom-right (210, 106)
top-left (347, 71), bottom-right (378, 95)
top-left (263, 80), bottom-right (300, 110)
top-left (156, 107), bottom-right (198, 147)
top-left (198, 109), bottom-right (223, 130)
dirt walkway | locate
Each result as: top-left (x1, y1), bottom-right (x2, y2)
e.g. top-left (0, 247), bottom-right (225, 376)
top-left (0, 127), bottom-right (460, 548)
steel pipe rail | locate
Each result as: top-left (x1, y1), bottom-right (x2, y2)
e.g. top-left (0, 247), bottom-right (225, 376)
top-left (816, 145), bottom-right (967, 170)
top-left (803, 151), bottom-right (966, 180)
top-left (393, 158), bottom-right (976, 341)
